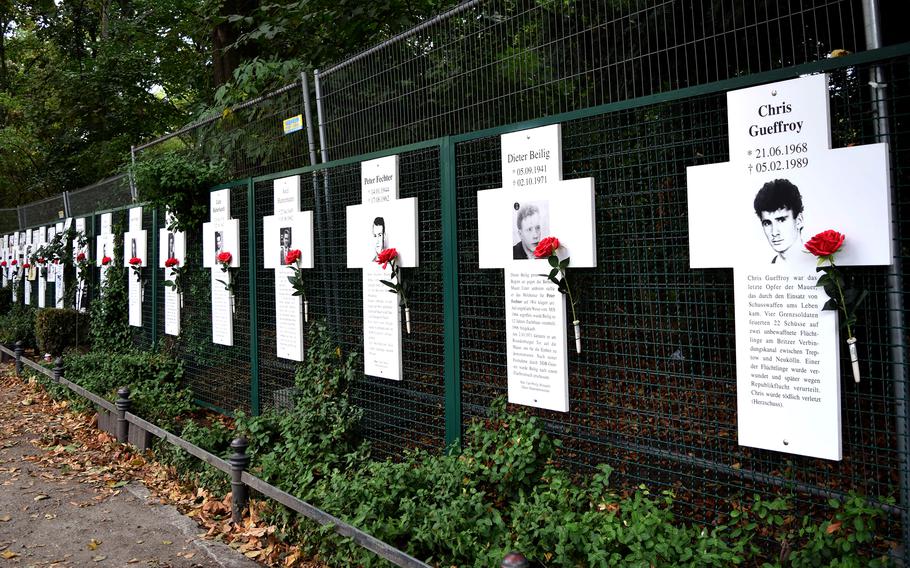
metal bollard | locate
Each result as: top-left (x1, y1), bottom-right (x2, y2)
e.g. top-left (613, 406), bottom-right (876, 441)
top-left (14, 341), bottom-right (23, 376)
top-left (115, 387), bottom-right (131, 444)
top-left (501, 552), bottom-right (529, 568)
top-left (53, 357), bottom-right (64, 384)
top-left (229, 437), bottom-right (250, 524)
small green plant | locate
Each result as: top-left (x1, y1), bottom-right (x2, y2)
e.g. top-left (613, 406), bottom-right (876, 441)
top-left (156, 419), bottom-right (234, 495)
top-left (90, 222), bottom-right (131, 353)
top-left (35, 308), bottom-right (90, 355)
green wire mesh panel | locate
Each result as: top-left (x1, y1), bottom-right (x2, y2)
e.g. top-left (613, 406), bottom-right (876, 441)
top-left (68, 175), bottom-right (133, 218)
top-left (456, 55), bottom-right (910, 554)
top-left (293, 148), bottom-right (447, 456)
top-left (318, 0), bottom-right (863, 160)
top-left (19, 196), bottom-right (66, 230)
top-left (135, 83), bottom-right (311, 182)
top-left (0, 209), bottom-right (18, 233)
top-left (172, 184), bottom-right (252, 413)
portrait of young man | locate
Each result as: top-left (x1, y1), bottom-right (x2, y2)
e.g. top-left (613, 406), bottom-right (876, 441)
top-left (130, 238), bottom-right (137, 260)
top-left (753, 178), bottom-right (813, 268)
top-left (214, 231), bottom-right (223, 254)
top-left (167, 232), bottom-right (175, 260)
top-left (512, 202), bottom-right (544, 260)
top-left (372, 217), bottom-right (386, 260)
top-left (279, 227), bottom-right (292, 265)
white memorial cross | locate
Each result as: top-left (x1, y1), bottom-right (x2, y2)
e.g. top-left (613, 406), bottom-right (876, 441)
top-left (345, 155), bottom-right (419, 381)
top-left (686, 74), bottom-right (892, 460)
top-left (1, 234), bottom-right (9, 288)
top-left (53, 220), bottom-right (65, 308)
top-left (202, 189), bottom-right (241, 346)
top-left (26, 228), bottom-right (38, 305)
top-left (475, 124), bottom-right (596, 413)
top-left (263, 175), bottom-right (314, 361)
top-left (159, 209), bottom-right (186, 336)
top-left (14, 231), bottom-right (25, 303)
top-left (95, 212), bottom-right (115, 296)
top-left (124, 207), bottom-right (148, 328)
top-left (36, 225), bottom-right (48, 308)
top-left (73, 218), bottom-right (89, 311)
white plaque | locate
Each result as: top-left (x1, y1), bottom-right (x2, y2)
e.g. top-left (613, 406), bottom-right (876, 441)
top-left (204, 190), bottom-right (238, 346)
top-left (160, 210), bottom-right (186, 337)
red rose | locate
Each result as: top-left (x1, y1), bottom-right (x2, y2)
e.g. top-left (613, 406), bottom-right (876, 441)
top-left (375, 248), bottom-right (398, 270)
top-left (53, 258), bottom-right (59, 264)
top-left (0, 261), bottom-right (6, 267)
top-left (534, 236), bottom-right (560, 258)
top-left (101, 256), bottom-right (112, 266)
top-left (129, 256), bottom-right (142, 265)
top-left (23, 263), bottom-right (30, 269)
top-left (217, 251), bottom-right (232, 264)
top-left (165, 257), bottom-right (180, 268)
top-left (76, 252), bottom-right (86, 262)
top-left (805, 230), bottom-right (845, 258)
top-left (285, 249), bottom-right (301, 265)
top-left (11, 259), bottom-right (17, 266)
top-left (37, 257), bottom-right (46, 264)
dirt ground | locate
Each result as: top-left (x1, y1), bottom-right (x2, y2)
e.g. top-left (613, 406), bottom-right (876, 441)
top-left (0, 364), bottom-right (269, 568)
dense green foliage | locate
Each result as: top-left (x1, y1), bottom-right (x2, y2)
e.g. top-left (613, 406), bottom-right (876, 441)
top-left (89, 226), bottom-right (131, 352)
top-left (0, 286), bottom-right (11, 313)
top-left (0, 303), bottom-right (36, 347)
top-left (35, 308), bottom-right (89, 355)
top-left (63, 350), bottom-right (192, 429)
top-left (133, 150), bottom-right (227, 232)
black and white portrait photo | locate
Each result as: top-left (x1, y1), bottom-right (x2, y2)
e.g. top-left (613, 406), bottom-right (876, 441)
top-left (753, 178), bottom-right (814, 269)
top-left (372, 216), bottom-right (386, 259)
top-left (167, 232), bottom-right (175, 260)
top-left (279, 227), bottom-right (292, 265)
top-left (214, 231), bottom-right (224, 254)
top-left (130, 238), bottom-right (137, 260)
top-left (511, 200), bottom-right (549, 260)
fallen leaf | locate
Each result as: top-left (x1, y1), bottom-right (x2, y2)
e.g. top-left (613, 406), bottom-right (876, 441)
top-left (0, 515), bottom-right (10, 522)
top-left (1, 550), bottom-right (18, 559)
top-left (87, 539), bottom-right (102, 551)
top-left (33, 494), bottom-right (49, 501)
top-left (127, 559), bottom-right (139, 564)
top-left (827, 521), bottom-right (842, 534)
top-left (92, 555), bottom-right (106, 562)
top-left (161, 540), bottom-right (173, 545)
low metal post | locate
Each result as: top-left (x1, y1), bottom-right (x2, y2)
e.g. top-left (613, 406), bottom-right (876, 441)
top-left (230, 438), bottom-right (250, 523)
top-left (14, 341), bottom-right (23, 376)
top-left (501, 552), bottom-right (529, 568)
top-left (53, 357), bottom-right (63, 383)
top-left (115, 387), bottom-right (131, 443)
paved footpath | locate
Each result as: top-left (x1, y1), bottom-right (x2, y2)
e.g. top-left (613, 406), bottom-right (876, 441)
top-left (0, 368), bottom-right (260, 568)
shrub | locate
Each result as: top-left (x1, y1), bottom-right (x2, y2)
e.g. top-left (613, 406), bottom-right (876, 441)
top-left (156, 418), bottom-right (234, 495)
top-left (0, 287), bottom-right (12, 314)
top-left (0, 305), bottom-right (37, 348)
top-left (63, 350), bottom-right (192, 429)
top-left (35, 308), bottom-right (90, 355)
top-left (90, 232), bottom-right (131, 353)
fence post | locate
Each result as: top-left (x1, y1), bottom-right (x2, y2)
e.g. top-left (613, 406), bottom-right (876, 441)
top-left (115, 387), bottom-right (131, 443)
top-left (53, 357), bottom-right (63, 383)
top-left (14, 341), bottom-right (23, 376)
top-left (501, 552), bottom-right (528, 568)
top-left (229, 437), bottom-right (250, 523)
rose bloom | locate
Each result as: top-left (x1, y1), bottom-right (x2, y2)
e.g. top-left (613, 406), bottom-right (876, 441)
top-left (129, 256), bottom-right (142, 265)
top-left (37, 257), bottom-right (46, 264)
top-left (375, 248), bottom-right (398, 270)
top-left (534, 236), bottom-right (560, 258)
top-left (22, 263), bottom-right (30, 269)
top-left (76, 252), bottom-right (86, 262)
top-left (805, 230), bottom-right (845, 258)
top-left (217, 251), bottom-right (232, 264)
top-left (165, 257), bottom-right (180, 268)
top-left (101, 256), bottom-right (112, 266)
top-left (285, 249), bottom-right (301, 265)
top-left (11, 260), bottom-right (17, 266)
top-left (0, 261), bottom-right (6, 267)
